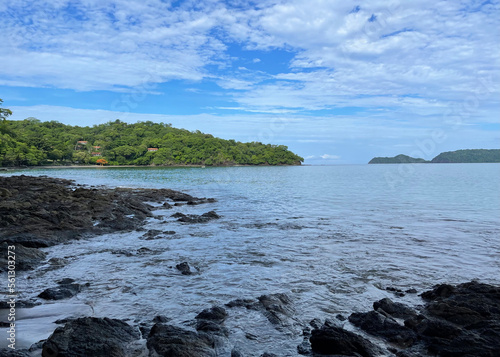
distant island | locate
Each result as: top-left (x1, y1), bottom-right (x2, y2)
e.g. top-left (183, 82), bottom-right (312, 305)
top-left (369, 149), bottom-right (500, 164)
top-left (0, 118), bottom-right (304, 167)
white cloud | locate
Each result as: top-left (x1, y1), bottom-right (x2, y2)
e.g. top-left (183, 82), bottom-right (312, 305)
top-left (320, 154), bottom-right (340, 160)
top-left (1, 0), bottom-right (499, 122)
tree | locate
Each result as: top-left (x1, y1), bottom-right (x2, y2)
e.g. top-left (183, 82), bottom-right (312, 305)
top-left (96, 158), bottom-right (108, 166)
top-left (0, 98), bottom-right (12, 121)
top-left (0, 98), bottom-right (13, 135)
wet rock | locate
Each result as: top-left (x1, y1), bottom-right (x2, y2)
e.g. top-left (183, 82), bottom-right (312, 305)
top-left (231, 349), bottom-right (244, 357)
top-left (257, 293), bottom-right (296, 327)
top-left (309, 323), bottom-right (381, 356)
top-left (196, 306), bottom-right (228, 322)
top-left (141, 229), bottom-right (163, 240)
top-left (414, 281), bottom-right (500, 356)
top-left (187, 198), bottom-right (217, 205)
top-left (153, 315), bottom-right (170, 323)
top-left (225, 298), bottom-right (256, 308)
top-left (386, 286), bottom-right (406, 297)
top-left (195, 306), bottom-right (229, 337)
top-left (0, 242), bottom-right (47, 272)
top-left (176, 262), bottom-right (199, 275)
top-left (0, 350), bottom-right (31, 357)
top-left (195, 320), bottom-right (229, 337)
top-left (349, 311), bottom-right (417, 347)
top-left (172, 210), bottom-right (220, 223)
top-left (226, 293), bottom-right (298, 332)
top-left (42, 317), bottom-right (140, 357)
top-left (0, 175), bottom-right (214, 271)
top-left (373, 298), bottom-right (417, 319)
top-left (38, 280), bottom-right (89, 300)
top-left (147, 324), bottom-right (216, 357)
top-left (261, 353), bottom-right (279, 357)
top-left (48, 257), bottom-right (69, 267)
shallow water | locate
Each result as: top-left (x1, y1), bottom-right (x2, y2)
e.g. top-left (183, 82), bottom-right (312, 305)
top-left (1, 164), bottom-right (500, 355)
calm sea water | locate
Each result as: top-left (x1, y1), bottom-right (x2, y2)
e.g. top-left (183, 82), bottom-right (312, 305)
top-left (2, 164), bottom-right (500, 354)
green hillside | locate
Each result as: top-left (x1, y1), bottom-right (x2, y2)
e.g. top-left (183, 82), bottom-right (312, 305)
top-left (0, 118), bottom-right (303, 167)
top-left (369, 149), bottom-right (500, 164)
top-left (431, 149), bottom-right (500, 163)
top-left (368, 154), bottom-right (428, 164)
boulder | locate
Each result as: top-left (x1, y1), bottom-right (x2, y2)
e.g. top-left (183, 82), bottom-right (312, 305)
top-left (309, 323), bottom-right (381, 356)
top-left (147, 324), bottom-right (216, 357)
top-left (42, 317), bottom-right (140, 357)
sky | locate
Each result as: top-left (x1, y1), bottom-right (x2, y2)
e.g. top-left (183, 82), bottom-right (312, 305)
top-left (1, 0), bottom-right (499, 164)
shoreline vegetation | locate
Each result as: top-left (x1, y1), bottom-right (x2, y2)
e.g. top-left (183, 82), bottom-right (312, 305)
top-left (1, 175), bottom-right (499, 356)
top-left (369, 149), bottom-right (500, 164)
top-left (0, 118), bottom-right (303, 167)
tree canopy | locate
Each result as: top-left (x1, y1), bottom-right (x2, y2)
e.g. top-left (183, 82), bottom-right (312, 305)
top-left (0, 115), bottom-right (303, 167)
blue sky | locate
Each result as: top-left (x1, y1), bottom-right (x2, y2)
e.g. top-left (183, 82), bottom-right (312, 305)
top-left (1, 0), bottom-right (499, 164)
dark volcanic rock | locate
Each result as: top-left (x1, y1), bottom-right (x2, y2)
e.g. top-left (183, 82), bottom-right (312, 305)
top-left (414, 281), bottom-right (500, 356)
top-left (0, 175), bottom-right (214, 271)
top-left (0, 350), bottom-right (31, 357)
top-left (0, 242), bottom-right (47, 272)
top-left (310, 323), bottom-right (380, 356)
top-left (373, 297), bottom-right (417, 319)
top-left (147, 324), bottom-right (216, 357)
top-left (257, 293), bottom-right (296, 327)
top-left (195, 306), bottom-right (229, 337)
top-left (196, 306), bottom-right (228, 322)
top-left (172, 210), bottom-right (220, 223)
top-left (176, 261), bottom-right (199, 275)
top-left (38, 280), bottom-right (89, 300)
top-left (226, 293), bottom-right (299, 333)
top-left (349, 310), bottom-right (417, 347)
top-left (42, 317), bottom-right (140, 357)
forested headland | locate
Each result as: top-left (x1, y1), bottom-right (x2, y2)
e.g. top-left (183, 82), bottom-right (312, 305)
top-left (0, 114), bottom-right (303, 167)
top-left (369, 149), bottom-right (500, 164)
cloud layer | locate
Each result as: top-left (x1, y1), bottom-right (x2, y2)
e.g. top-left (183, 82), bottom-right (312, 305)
top-left (1, 1), bottom-right (499, 162)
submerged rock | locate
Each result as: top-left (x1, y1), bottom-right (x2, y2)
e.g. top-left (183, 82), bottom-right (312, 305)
top-left (196, 306), bottom-right (228, 322)
top-left (176, 262), bottom-right (199, 275)
top-left (172, 210), bottom-right (220, 223)
top-left (42, 317), bottom-right (140, 357)
top-left (38, 279), bottom-right (89, 300)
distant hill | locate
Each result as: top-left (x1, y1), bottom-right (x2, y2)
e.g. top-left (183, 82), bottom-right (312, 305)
top-left (431, 149), bottom-right (500, 163)
top-left (368, 154), bottom-right (428, 164)
top-left (0, 118), bottom-right (303, 167)
top-left (369, 149), bottom-right (500, 164)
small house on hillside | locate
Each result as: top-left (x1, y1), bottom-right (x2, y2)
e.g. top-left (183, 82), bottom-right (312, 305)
top-left (77, 141), bottom-right (88, 145)
top-left (93, 146), bottom-right (101, 149)
top-left (92, 152), bottom-right (102, 156)
top-left (148, 148), bottom-right (159, 152)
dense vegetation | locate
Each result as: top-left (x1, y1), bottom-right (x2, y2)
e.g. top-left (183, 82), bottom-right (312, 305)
top-left (368, 154), bottom-right (428, 164)
top-left (431, 149), bottom-right (500, 163)
top-left (369, 149), bottom-right (500, 164)
top-left (0, 101), bottom-right (303, 167)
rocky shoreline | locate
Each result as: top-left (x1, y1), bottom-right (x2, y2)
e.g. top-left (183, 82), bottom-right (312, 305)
top-left (1, 176), bottom-right (499, 357)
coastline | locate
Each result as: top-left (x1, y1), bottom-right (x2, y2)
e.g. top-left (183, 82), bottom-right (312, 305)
top-left (0, 163), bottom-right (302, 171)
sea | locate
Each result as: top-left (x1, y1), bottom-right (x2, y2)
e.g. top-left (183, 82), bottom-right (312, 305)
top-left (1, 164), bottom-right (499, 355)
